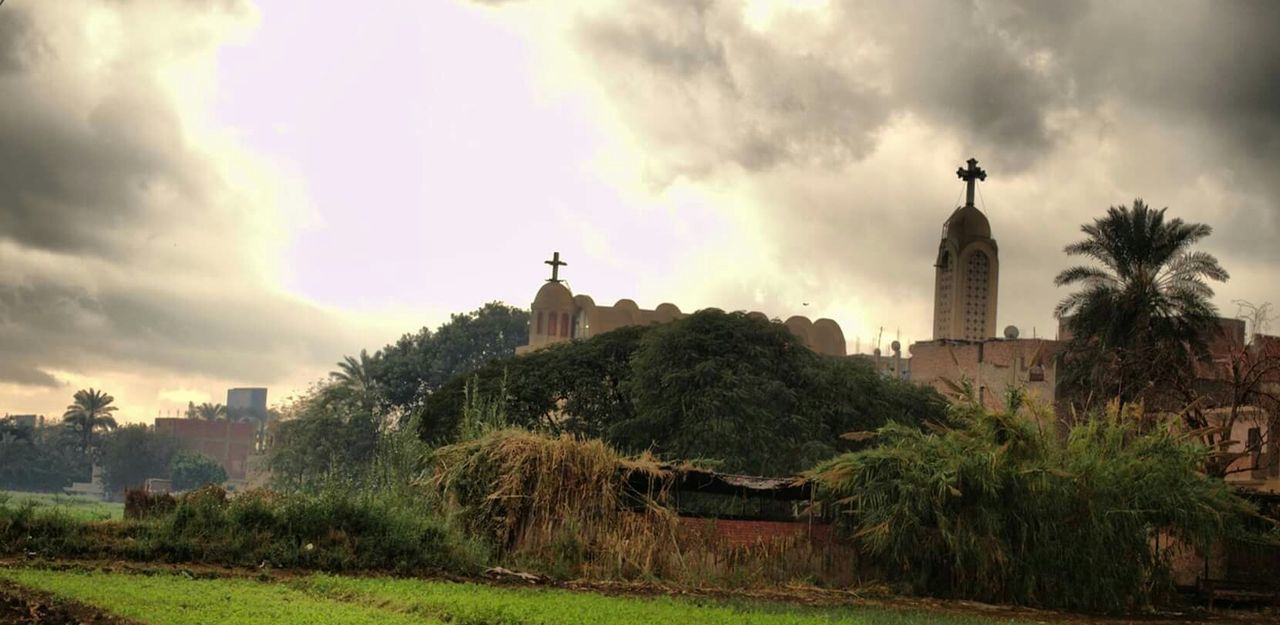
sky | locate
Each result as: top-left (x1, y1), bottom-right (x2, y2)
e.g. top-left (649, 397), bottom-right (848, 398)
top-left (1, 0), bottom-right (1278, 423)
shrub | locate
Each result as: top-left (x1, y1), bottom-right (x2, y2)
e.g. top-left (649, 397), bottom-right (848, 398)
top-left (169, 450), bottom-right (228, 491)
top-left (809, 399), bottom-right (1255, 612)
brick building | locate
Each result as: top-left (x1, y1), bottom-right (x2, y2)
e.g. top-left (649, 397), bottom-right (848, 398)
top-left (154, 418), bottom-right (255, 482)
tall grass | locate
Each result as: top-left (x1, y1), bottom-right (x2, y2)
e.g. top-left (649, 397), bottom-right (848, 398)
top-left (809, 398), bottom-right (1254, 612)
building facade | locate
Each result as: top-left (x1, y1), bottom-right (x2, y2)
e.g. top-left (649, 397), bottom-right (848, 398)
top-left (518, 267), bottom-right (847, 357)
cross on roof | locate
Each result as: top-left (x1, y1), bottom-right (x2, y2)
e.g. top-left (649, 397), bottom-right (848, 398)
top-left (544, 251), bottom-right (567, 283)
top-left (955, 157), bottom-right (987, 208)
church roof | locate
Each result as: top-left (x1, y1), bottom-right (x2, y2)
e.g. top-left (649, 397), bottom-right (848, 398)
top-left (533, 280), bottom-right (574, 309)
top-left (942, 204), bottom-right (992, 243)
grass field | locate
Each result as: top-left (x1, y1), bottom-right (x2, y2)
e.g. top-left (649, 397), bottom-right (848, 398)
top-left (0, 567), bottom-right (1038, 625)
top-left (0, 490), bottom-right (123, 521)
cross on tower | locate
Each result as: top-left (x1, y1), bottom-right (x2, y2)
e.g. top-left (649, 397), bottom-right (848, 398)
top-left (955, 157), bottom-right (987, 208)
top-left (544, 251), bottom-right (567, 283)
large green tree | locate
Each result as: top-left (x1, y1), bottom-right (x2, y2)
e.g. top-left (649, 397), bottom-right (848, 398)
top-left (374, 302), bottom-right (529, 413)
top-left (62, 388), bottom-right (119, 455)
top-left (1054, 199), bottom-right (1228, 408)
top-left (99, 425), bottom-right (180, 495)
top-left (419, 309), bottom-right (945, 474)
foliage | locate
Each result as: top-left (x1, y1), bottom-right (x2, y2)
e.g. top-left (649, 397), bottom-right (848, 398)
top-left (168, 450), bottom-right (228, 490)
top-left (809, 398), bottom-right (1254, 612)
top-left (0, 568), bottom-right (430, 625)
top-left (267, 382), bottom-right (381, 490)
top-left (185, 401), bottom-right (227, 420)
top-left (0, 426), bottom-right (90, 491)
top-left (421, 310), bottom-right (945, 474)
top-left (0, 485), bottom-right (486, 574)
top-left (1054, 200), bottom-right (1228, 409)
top-left (372, 301), bottom-right (530, 414)
top-left (99, 425), bottom-right (180, 496)
top-left (61, 387), bottom-right (119, 455)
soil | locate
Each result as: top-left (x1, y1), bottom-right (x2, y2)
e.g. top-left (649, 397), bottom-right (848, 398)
top-left (0, 579), bottom-right (141, 625)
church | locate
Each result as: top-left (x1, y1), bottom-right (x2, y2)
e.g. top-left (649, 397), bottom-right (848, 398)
top-left (516, 252), bottom-right (847, 357)
top-left (515, 158), bottom-right (1062, 408)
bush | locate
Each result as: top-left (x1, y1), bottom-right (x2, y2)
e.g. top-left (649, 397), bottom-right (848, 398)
top-left (809, 398), bottom-right (1255, 612)
top-left (169, 450), bottom-right (227, 491)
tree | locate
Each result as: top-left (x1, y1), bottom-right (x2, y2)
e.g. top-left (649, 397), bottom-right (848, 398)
top-left (193, 402), bottom-right (226, 421)
top-left (418, 309), bottom-right (946, 475)
top-left (374, 302), bottom-right (530, 414)
top-left (169, 450), bottom-right (227, 490)
top-left (62, 388), bottom-right (120, 455)
top-left (331, 349), bottom-right (380, 414)
top-left (1054, 199), bottom-right (1228, 409)
top-left (267, 381), bottom-right (380, 490)
top-left (99, 425), bottom-right (179, 496)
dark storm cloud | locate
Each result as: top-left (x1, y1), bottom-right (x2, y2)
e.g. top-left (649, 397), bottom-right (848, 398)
top-left (0, 1), bottom-right (360, 388)
top-left (571, 0), bottom-right (1280, 186)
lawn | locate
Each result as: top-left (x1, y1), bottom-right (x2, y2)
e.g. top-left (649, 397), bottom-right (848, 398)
top-left (1, 490), bottom-right (123, 521)
top-left (0, 567), bottom-right (1038, 625)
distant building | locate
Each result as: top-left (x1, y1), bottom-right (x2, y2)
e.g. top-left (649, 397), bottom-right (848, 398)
top-left (9, 414), bottom-right (42, 430)
top-left (154, 418), bottom-right (255, 482)
top-left (226, 388), bottom-right (268, 423)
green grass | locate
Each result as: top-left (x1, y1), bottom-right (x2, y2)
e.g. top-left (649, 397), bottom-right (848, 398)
top-left (0, 567), bottom-right (1042, 625)
top-left (300, 574), bottom-right (1037, 625)
top-left (1, 490), bottom-right (122, 521)
top-left (0, 568), bottom-right (436, 625)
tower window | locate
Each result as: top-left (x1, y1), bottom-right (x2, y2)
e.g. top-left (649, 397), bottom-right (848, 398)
top-left (560, 313), bottom-right (571, 337)
top-left (536, 311), bottom-right (544, 335)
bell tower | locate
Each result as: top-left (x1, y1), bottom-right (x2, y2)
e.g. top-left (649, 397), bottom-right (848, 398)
top-left (932, 158), bottom-right (999, 340)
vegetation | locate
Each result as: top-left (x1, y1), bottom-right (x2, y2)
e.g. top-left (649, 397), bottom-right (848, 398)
top-left (1055, 199), bottom-right (1228, 410)
top-left (0, 490), bottom-right (121, 521)
top-left (61, 388), bottom-right (118, 455)
top-left (422, 310), bottom-right (945, 474)
top-left (0, 484), bottom-right (485, 573)
top-left (99, 425), bottom-right (180, 495)
top-left (809, 395), bottom-right (1255, 612)
top-left (299, 573), bottom-right (1029, 625)
top-left (185, 401), bottom-right (228, 420)
top-left (0, 425), bottom-right (89, 492)
top-left (168, 450), bottom-right (228, 491)
top-left (0, 567), bottom-right (1038, 625)
top-left (430, 429), bottom-right (673, 578)
top-left (0, 568), bottom-right (431, 625)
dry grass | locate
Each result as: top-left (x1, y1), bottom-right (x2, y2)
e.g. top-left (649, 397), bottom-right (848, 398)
top-left (427, 430), bottom-right (859, 587)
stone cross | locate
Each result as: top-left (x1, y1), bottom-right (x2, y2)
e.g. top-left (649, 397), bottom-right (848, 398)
top-left (544, 251), bottom-right (567, 283)
top-left (955, 157), bottom-right (987, 208)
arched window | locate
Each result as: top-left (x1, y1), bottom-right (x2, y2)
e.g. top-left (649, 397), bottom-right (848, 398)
top-left (560, 313), bottom-right (570, 337)
top-left (536, 311), bottom-right (544, 335)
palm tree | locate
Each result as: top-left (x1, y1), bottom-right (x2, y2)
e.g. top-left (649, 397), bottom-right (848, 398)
top-left (195, 402), bottom-right (227, 421)
top-left (1054, 199), bottom-right (1228, 405)
top-left (62, 388), bottom-right (119, 454)
top-left (331, 349), bottom-right (380, 411)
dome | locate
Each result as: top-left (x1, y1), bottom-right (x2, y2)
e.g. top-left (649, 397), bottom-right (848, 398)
top-left (533, 281), bottom-right (574, 310)
top-left (943, 205), bottom-right (991, 242)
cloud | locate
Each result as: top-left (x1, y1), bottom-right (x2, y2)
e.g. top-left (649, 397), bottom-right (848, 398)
top-left (0, 1), bottom-right (371, 395)
top-left (488, 0), bottom-right (1280, 345)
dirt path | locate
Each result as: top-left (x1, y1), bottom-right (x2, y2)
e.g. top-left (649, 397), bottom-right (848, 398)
top-left (0, 579), bottom-right (141, 625)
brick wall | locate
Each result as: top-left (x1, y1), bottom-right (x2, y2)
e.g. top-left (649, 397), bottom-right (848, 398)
top-left (154, 418), bottom-right (255, 481)
top-left (678, 517), bottom-right (834, 548)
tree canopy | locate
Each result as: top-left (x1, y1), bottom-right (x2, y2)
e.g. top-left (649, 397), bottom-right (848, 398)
top-left (420, 309), bottom-right (945, 474)
top-left (1054, 200), bottom-right (1228, 408)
